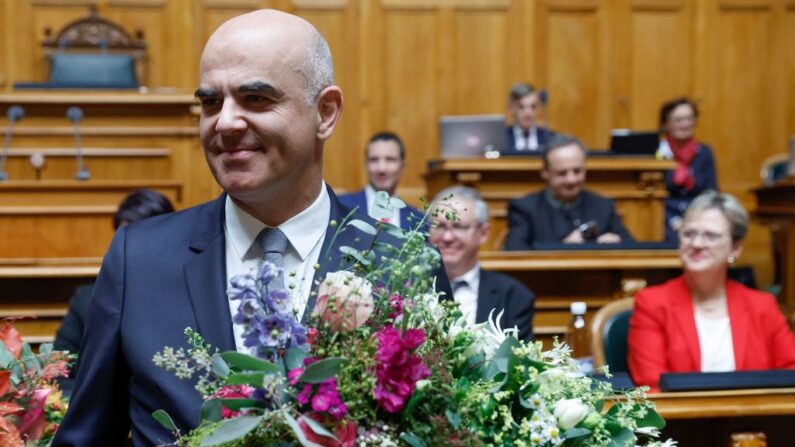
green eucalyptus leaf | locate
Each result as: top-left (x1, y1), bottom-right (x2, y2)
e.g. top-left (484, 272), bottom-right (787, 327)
top-left (399, 432), bottom-right (427, 447)
top-left (636, 407), bottom-right (666, 430)
top-left (0, 343), bottom-right (14, 368)
top-left (606, 427), bottom-right (635, 447)
top-left (220, 352), bottom-right (280, 373)
top-left (381, 223), bottom-right (407, 239)
top-left (339, 246), bottom-right (372, 266)
top-left (564, 427), bottom-right (592, 439)
top-left (299, 357), bottom-right (346, 384)
top-left (226, 372), bottom-right (265, 387)
top-left (445, 410), bottom-right (462, 429)
top-left (220, 398), bottom-right (268, 411)
top-left (347, 219), bottom-right (377, 235)
top-left (38, 343), bottom-right (53, 360)
top-left (201, 415), bottom-right (263, 446)
top-left (152, 409), bottom-right (178, 431)
top-left (285, 347), bottom-right (307, 371)
top-left (200, 399), bottom-right (222, 422)
top-left (388, 196), bottom-right (407, 210)
top-left (211, 353), bottom-right (230, 378)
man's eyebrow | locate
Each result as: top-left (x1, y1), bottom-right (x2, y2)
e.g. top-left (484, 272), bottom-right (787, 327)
top-left (237, 81), bottom-right (284, 98)
top-left (194, 88), bottom-right (216, 98)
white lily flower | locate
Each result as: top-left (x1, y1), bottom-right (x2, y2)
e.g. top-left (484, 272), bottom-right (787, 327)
top-left (635, 426), bottom-right (661, 437)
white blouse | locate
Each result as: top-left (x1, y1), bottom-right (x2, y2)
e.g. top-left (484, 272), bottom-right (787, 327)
top-left (694, 312), bottom-right (736, 372)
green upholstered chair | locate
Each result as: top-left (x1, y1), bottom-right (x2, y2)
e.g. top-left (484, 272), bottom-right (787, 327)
top-left (760, 153), bottom-right (790, 185)
top-left (590, 298), bottom-right (634, 373)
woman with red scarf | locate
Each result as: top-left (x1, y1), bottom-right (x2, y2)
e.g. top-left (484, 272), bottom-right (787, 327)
top-left (657, 97), bottom-right (718, 242)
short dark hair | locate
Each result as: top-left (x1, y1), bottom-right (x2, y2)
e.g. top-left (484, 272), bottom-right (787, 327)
top-left (659, 97), bottom-right (699, 128)
top-left (366, 131), bottom-right (405, 160)
top-left (541, 134), bottom-right (587, 168)
top-left (508, 82), bottom-right (536, 103)
top-left (114, 189), bottom-right (175, 229)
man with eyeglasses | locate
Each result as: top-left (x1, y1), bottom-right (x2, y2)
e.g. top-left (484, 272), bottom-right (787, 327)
top-left (430, 186), bottom-right (534, 340)
top-left (504, 133), bottom-right (634, 250)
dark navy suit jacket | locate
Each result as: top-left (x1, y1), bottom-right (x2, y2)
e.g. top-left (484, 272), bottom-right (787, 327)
top-left (504, 189), bottom-right (634, 250)
top-left (502, 126), bottom-right (556, 155)
top-left (338, 189), bottom-right (425, 231)
top-left (53, 188), bottom-right (451, 446)
top-left (476, 269), bottom-right (535, 341)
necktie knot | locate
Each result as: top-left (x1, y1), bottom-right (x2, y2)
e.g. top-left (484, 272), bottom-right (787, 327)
top-left (256, 227), bottom-right (289, 256)
top-left (452, 279), bottom-right (468, 292)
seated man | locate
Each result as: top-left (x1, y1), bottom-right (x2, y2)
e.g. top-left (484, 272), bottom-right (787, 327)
top-left (339, 131), bottom-right (423, 230)
top-left (430, 185), bottom-right (534, 340)
top-left (504, 134), bottom-right (634, 250)
top-left (504, 82), bottom-right (556, 153)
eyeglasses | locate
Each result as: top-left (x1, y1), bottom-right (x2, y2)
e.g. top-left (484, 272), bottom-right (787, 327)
top-left (430, 222), bottom-right (479, 237)
top-left (679, 228), bottom-right (728, 245)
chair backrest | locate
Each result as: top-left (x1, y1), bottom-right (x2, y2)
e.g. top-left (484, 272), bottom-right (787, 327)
top-left (759, 153), bottom-right (789, 185)
top-left (590, 297), bottom-right (634, 372)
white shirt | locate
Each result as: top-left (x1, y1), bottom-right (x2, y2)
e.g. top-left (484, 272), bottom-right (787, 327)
top-left (695, 311), bottom-right (736, 372)
top-left (364, 184), bottom-right (401, 226)
top-left (451, 263), bottom-right (481, 327)
top-left (512, 125), bottom-right (540, 151)
top-left (224, 183), bottom-right (330, 353)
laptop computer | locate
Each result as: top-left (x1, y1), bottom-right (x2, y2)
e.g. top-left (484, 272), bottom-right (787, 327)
top-left (439, 114), bottom-right (505, 158)
top-left (609, 130), bottom-right (660, 156)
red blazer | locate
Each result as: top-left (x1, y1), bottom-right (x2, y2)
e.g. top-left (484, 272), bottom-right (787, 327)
top-left (628, 276), bottom-right (795, 390)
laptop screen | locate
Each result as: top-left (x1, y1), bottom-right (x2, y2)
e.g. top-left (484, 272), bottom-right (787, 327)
top-left (609, 130), bottom-right (660, 156)
top-left (439, 114), bottom-right (505, 158)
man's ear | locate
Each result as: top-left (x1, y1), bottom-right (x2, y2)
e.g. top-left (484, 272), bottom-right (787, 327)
top-left (478, 223), bottom-right (490, 246)
top-left (316, 86), bottom-right (343, 140)
top-left (540, 167), bottom-right (549, 181)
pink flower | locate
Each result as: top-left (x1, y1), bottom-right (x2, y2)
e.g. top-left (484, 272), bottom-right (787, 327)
top-left (373, 326), bottom-right (430, 413)
top-left (17, 388), bottom-right (51, 440)
top-left (315, 272), bottom-right (374, 332)
top-left (209, 385), bottom-right (255, 419)
top-left (299, 413), bottom-right (357, 447)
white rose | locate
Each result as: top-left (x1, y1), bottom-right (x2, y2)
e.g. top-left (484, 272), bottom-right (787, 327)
top-left (315, 271), bottom-right (374, 332)
top-left (554, 398), bottom-right (590, 429)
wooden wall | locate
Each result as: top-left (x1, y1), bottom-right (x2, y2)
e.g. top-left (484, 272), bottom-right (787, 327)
top-left (2, 0), bottom-right (794, 286)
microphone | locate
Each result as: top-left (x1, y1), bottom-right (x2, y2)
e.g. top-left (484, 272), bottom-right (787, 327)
top-left (0, 105), bottom-right (25, 181)
top-left (67, 106), bottom-right (90, 181)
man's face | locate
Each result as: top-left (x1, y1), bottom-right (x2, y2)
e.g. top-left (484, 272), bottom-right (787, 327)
top-left (429, 198), bottom-right (488, 276)
top-left (510, 92), bottom-right (540, 131)
top-left (366, 140), bottom-right (405, 194)
top-left (542, 143), bottom-right (586, 203)
top-left (197, 25), bottom-right (322, 205)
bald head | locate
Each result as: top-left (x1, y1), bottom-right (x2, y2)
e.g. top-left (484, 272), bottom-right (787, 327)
top-left (202, 9), bottom-right (334, 105)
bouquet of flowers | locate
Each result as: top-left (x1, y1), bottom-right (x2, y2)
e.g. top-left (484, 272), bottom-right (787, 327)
top-left (153, 192), bottom-right (673, 447)
top-left (0, 319), bottom-right (71, 446)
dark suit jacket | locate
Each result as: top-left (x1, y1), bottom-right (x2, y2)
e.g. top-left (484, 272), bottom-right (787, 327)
top-left (628, 276), bottom-right (795, 391)
top-left (502, 126), bottom-right (556, 155)
top-left (476, 269), bottom-right (535, 341)
top-left (338, 189), bottom-right (424, 231)
top-left (504, 189), bottom-right (634, 250)
top-left (54, 284), bottom-right (94, 356)
top-left (53, 188), bottom-right (451, 446)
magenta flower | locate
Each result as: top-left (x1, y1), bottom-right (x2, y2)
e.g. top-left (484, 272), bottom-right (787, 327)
top-left (210, 385), bottom-right (255, 419)
top-left (373, 326), bottom-right (430, 413)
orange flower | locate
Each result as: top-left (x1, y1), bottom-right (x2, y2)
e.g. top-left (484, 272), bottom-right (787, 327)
top-left (0, 320), bottom-right (23, 359)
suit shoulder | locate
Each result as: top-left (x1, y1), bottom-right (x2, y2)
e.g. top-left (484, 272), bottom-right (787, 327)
top-left (728, 280), bottom-right (778, 309)
top-left (510, 191), bottom-right (543, 208)
top-left (581, 189), bottom-right (614, 206)
top-left (481, 270), bottom-right (532, 292)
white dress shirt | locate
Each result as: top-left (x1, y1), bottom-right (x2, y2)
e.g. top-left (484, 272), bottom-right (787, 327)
top-left (224, 183), bottom-right (330, 353)
top-left (364, 184), bottom-right (401, 226)
top-left (451, 263), bottom-right (481, 327)
top-left (695, 311), bottom-right (736, 372)
top-left (512, 125), bottom-right (540, 151)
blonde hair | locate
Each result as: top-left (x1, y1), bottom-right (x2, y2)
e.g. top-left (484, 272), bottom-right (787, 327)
top-left (683, 191), bottom-right (749, 242)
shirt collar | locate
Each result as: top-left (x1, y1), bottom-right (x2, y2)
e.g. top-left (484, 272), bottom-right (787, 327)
top-left (513, 125), bottom-right (537, 138)
top-left (452, 262), bottom-right (481, 285)
top-left (543, 188), bottom-right (581, 210)
top-left (225, 182), bottom-right (330, 262)
top-left (364, 183), bottom-right (377, 206)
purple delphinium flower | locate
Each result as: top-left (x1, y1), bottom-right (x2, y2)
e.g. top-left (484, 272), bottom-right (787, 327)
top-left (258, 261), bottom-right (279, 285)
top-left (229, 275), bottom-right (258, 301)
top-left (265, 288), bottom-right (292, 315)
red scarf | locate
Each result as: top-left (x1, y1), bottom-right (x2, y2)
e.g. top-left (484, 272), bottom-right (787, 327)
top-left (665, 135), bottom-right (699, 191)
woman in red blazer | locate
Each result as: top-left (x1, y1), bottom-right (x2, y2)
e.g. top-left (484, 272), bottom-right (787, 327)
top-left (628, 191), bottom-right (795, 390)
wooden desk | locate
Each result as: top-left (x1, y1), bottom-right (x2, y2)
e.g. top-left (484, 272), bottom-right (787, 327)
top-left (0, 90), bottom-right (220, 261)
top-left (479, 250), bottom-right (681, 343)
top-left (754, 180), bottom-right (795, 310)
top-left (425, 157), bottom-right (676, 248)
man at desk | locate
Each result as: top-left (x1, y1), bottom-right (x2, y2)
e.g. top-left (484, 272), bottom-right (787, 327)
top-left (504, 82), bottom-right (556, 153)
top-left (430, 186), bottom-right (534, 340)
top-left (504, 134), bottom-right (634, 250)
top-left (339, 131), bottom-right (423, 230)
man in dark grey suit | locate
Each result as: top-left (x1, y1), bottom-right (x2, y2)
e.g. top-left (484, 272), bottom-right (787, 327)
top-left (503, 82), bottom-right (556, 154)
top-left (504, 134), bottom-right (634, 250)
top-left (430, 186), bottom-right (534, 341)
top-left (54, 10), bottom-right (450, 446)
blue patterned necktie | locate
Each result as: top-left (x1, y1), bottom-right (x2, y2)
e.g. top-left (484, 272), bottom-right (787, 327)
top-left (255, 227), bottom-right (289, 292)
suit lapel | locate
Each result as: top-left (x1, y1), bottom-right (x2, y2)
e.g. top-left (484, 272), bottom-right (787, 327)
top-left (671, 277), bottom-right (701, 370)
top-left (475, 269), bottom-right (495, 324)
top-left (726, 281), bottom-right (750, 369)
top-left (183, 196), bottom-right (236, 352)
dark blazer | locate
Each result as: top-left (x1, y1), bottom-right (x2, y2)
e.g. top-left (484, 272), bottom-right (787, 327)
top-left (53, 188), bottom-right (451, 446)
top-left (54, 284), bottom-right (94, 356)
top-left (664, 143), bottom-right (718, 242)
top-left (476, 269), bottom-right (535, 341)
top-left (338, 189), bottom-right (425, 231)
top-left (503, 126), bottom-right (556, 155)
top-left (628, 276), bottom-right (795, 391)
top-left (504, 189), bottom-right (634, 250)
